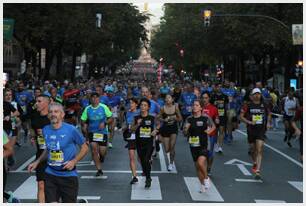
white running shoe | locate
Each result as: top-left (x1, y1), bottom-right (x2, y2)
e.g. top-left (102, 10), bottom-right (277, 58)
top-left (214, 144), bottom-right (219, 153)
top-left (204, 178), bottom-right (210, 189)
top-left (218, 146), bottom-right (223, 153)
top-left (168, 164), bottom-right (173, 171)
top-left (108, 143), bottom-right (113, 148)
top-left (199, 184), bottom-right (206, 193)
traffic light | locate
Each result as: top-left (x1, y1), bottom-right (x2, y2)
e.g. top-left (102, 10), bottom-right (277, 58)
top-left (203, 9), bottom-right (212, 27)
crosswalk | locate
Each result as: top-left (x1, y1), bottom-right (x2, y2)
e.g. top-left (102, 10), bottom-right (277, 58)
top-left (12, 175), bottom-right (302, 202)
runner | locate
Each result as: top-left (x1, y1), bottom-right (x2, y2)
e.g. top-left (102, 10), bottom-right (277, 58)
top-left (158, 94), bottom-right (182, 171)
top-left (131, 98), bottom-right (159, 188)
top-left (201, 92), bottom-right (219, 176)
top-left (291, 96), bottom-right (303, 162)
top-left (122, 97), bottom-right (140, 184)
top-left (81, 92), bottom-right (113, 176)
top-left (30, 94), bottom-right (51, 202)
top-left (183, 99), bottom-right (216, 193)
top-left (281, 89), bottom-right (299, 147)
top-left (28, 103), bottom-right (89, 203)
top-left (211, 83), bottom-right (228, 153)
top-left (240, 88), bottom-right (272, 179)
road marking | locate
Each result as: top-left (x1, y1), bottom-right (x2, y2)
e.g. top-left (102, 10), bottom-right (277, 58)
top-left (224, 158), bottom-right (252, 166)
top-left (81, 176), bottom-right (108, 179)
top-left (235, 178), bottom-right (263, 183)
top-left (255, 199), bottom-right (286, 203)
top-left (184, 177), bottom-right (224, 202)
top-left (158, 146), bottom-right (168, 172)
top-left (237, 164), bottom-right (252, 176)
top-left (15, 155), bottom-right (36, 172)
top-left (236, 129), bottom-right (303, 168)
top-left (131, 176), bottom-right (162, 200)
top-left (78, 196), bottom-right (101, 200)
top-left (13, 176), bottom-right (37, 199)
top-left (10, 170), bottom-right (173, 174)
top-left (288, 181), bottom-right (303, 192)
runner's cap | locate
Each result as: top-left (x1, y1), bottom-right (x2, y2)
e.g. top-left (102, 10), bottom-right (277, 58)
top-left (251, 88), bottom-right (261, 95)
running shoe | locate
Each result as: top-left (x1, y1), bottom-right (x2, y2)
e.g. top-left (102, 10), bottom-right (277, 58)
top-left (108, 143), bottom-right (113, 148)
top-left (254, 170), bottom-right (261, 180)
top-left (168, 164), bottom-right (173, 171)
top-left (287, 142), bottom-right (292, 148)
top-left (130, 176), bottom-right (138, 184)
top-left (199, 184), bottom-right (206, 193)
top-left (78, 198), bottom-right (88, 203)
top-left (214, 144), bottom-right (219, 153)
top-left (218, 146), bottom-right (223, 153)
top-left (204, 178), bottom-right (210, 189)
top-left (207, 168), bottom-right (212, 176)
top-left (252, 163), bottom-right (257, 173)
top-left (95, 170), bottom-right (103, 176)
top-left (145, 178), bottom-right (152, 188)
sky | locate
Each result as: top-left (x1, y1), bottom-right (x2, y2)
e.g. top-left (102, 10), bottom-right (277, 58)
top-left (133, 3), bottom-right (164, 25)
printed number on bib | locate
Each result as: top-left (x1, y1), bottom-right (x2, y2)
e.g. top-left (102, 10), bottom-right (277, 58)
top-left (128, 133), bottom-right (136, 140)
top-left (49, 150), bottom-right (64, 166)
top-left (37, 135), bottom-right (46, 149)
top-left (189, 136), bottom-right (200, 147)
top-left (140, 127), bottom-right (151, 138)
top-left (93, 133), bottom-right (105, 142)
top-left (218, 109), bottom-right (225, 116)
top-left (252, 114), bottom-right (263, 125)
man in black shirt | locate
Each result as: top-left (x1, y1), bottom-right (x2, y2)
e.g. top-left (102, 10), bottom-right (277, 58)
top-left (30, 95), bottom-right (51, 202)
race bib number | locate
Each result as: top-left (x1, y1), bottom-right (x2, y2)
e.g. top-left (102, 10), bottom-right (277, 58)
top-left (21, 105), bottom-right (27, 113)
top-left (127, 133), bottom-right (136, 140)
top-left (189, 136), bottom-right (200, 147)
top-left (187, 106), bottom-right (192, 113)
top-left (37, 135), bottom-right (46, 149)
top-left (218, 109), bottom-right (225, 116)
top-left (49, 150), bottom-right (64, 166)
top-left (93, 133), bottom-right (105, 142)
top-left (252, 114), bottom-right (263, 125)
top-left (140, 127), bottom-right (151, 138)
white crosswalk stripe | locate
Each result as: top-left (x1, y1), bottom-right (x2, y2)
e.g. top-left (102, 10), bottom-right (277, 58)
top-left (131, 176), bottom-right (162, 200)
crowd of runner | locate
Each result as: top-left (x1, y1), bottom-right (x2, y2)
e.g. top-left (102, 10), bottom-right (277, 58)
top-left (3, 76), bottom-right (303, 202)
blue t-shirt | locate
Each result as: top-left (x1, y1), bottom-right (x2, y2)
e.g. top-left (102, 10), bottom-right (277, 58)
top-left (160, 86), bottom-right (170, 95)
top-left (107, 95), bottom-right (122, 108)
top-left (201, 87), bottom-right (213, 94)
top-left (126, 109), bottom-right (140, 125)
top-left (132, 87), bottom-right (141, 97)
top-left (15, 90), bottom-right (33, 114)
top-left (43, 123), bottom-right (85, 177)
top-left (80, 98), bottom-right (90, 108)
top-left (180, 92), bottom-right (197, 115)
top-left (58, 87), bottom-right (65, 97)
top-left (100, 96), bottom-right (110, 105)
top-left (81, 104), bottom-right (109, 134)
top-left (157, 98), bottom-right (165, 108)
top-left (149, 99), bottom-right (160, 116)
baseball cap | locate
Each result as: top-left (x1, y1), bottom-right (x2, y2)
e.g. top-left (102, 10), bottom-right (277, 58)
top-left (91, 92), bottom-right (99, 97)
top-left (251, 88), bottom-right (262, 95)
top-left (105, 85), bottom-right (114, 93)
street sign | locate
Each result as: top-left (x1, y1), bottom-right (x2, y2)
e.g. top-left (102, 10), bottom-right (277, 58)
top-left (292, 24), bottom-right (303, 45)
top-left (3, 18), bottom-right (15, 41)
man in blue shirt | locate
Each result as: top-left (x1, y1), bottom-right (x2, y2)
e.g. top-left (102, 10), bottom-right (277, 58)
top-left (179, 82), bottom-right (197, 128)
top-left (28, 103), bottom-right (88, 203)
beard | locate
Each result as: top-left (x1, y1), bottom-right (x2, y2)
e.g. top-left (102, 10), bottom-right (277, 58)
top-left (50, 116), bottom-right (59, 124)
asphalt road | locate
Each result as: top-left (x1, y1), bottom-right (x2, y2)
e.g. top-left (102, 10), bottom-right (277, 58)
top-left (5, 123), bottom-right (303, 203)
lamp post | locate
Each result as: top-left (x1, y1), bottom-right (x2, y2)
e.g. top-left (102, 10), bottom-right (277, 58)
top-left (295, 60), bottom-right (303, 89)
top-left (203, 9), bottom-right (212, 27)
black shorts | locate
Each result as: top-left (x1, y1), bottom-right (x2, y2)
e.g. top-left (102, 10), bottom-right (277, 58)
top-left (88, 133), bottom-right (108, 146)
top-left (190, 146), bottom-right (208, 162)
top-left (45, 173), bottom-right (78, 203)
top-left (126, 140), bottom-right (136, 150)
top-left (219, 116), bottom-right (226, 126)
top-left (283, 115), bottom-right (294, 122)
top-left (247, 128), bottom-right (266, 144)
top-left (36, 160), bottom-right (47, 182)
top-left (160, 124), bottom-right (178, 137)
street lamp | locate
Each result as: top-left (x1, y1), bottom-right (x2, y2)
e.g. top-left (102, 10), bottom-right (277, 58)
top-left (203, 9), bottom-right (212, 27)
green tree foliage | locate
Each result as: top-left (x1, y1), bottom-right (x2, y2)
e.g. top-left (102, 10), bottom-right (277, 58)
top-left (4, 3), bottom-right (148, 80)
top-left (150, 3), bottom-right (302, 85)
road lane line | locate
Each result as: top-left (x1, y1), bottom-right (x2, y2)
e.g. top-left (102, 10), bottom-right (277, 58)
top-left (184, 177), bottom-right (224, 202)
top-left (78, 196), bottom-right (101, 200)
top-left (255, 199), bottom-right (286, 203)
top-left (237, 164), bottom-right (252, 176)
top-left (13, 176), bottom-right (37, 199)
top-left (10, 170), bottom-right (173, 174)
top-left (15, 155), bottom-right (36, 172)
top-left (131, 176), bottom-right (162, 200)
top-left (81, 176), bottom-right (108, 179)
top-left (158, 146), bottom-right (168, 172)
top-left (236, 129), bottom-right (303, 168)
top-left (288, 181), bottom-right (303, 192)
top-left (235, 178), bottom-right (263, 183)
